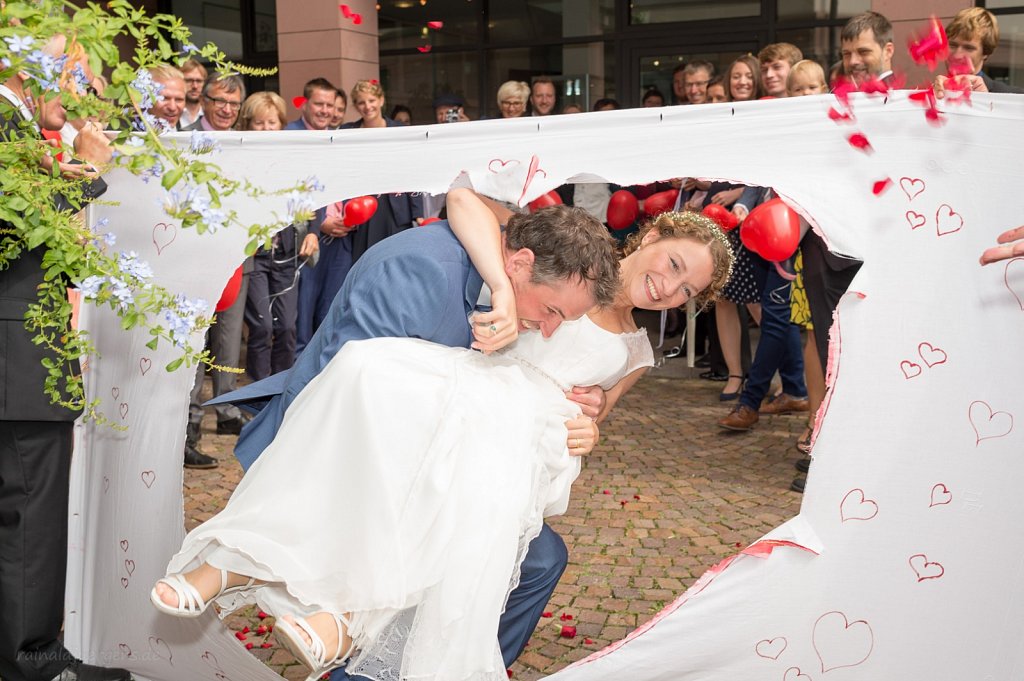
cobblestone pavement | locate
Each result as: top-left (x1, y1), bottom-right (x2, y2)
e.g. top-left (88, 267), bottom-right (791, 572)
top-left (184, 343), bottom-right (806, 680)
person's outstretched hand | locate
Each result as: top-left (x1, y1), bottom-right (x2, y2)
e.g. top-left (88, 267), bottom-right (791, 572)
top-left (980, 225), bottom-right (1024, 265)
top-left (470, 283), bottom-right (518, 354)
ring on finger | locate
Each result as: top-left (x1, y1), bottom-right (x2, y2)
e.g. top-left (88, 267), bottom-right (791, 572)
top-left (572, 438), bottom-right (580, 449)
top-left (490, 324), bottom-right (498, 336)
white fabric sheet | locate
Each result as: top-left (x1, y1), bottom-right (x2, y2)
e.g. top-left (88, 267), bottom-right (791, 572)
top-left (64, 93), bottom-right (1024, 681)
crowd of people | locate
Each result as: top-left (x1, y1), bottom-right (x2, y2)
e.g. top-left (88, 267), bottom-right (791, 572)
top-left (2, 5), bottom-right (1023, 681)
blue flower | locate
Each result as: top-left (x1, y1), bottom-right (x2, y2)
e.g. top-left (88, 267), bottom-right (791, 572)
top-left (107, 277), bottom-right (134, 311)
top-left (304, 175), bottom-right (325, 193)
top-left (117, 251), bottom-right (154, 281)
top-left (78, 275), bottom-right (105, 299)
top-left (163, 294), bottom-right (209, 347)
top-left (4, 35), bottom-right (34, 53)
top-left (182, 42), bottom-right (199, 55)
top-left (285, 191), bottom-right (315, 222)
top-left (189, 131), bottom-right (221, 154)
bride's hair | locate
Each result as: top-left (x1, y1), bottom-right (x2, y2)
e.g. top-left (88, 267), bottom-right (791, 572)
top-left (622, 211), bottom-right (735, 310)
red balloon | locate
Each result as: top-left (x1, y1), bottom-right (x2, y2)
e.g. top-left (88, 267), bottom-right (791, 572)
top-left (216, 265), bottom-right (244, 313)
top-left (606, 190), bottom-right (639, 231)
top-left (343, 196), bottom-right (378, 227)
top-left (702, 203), bottom-right (739, 231)
top-left (642, 189), bottom-right (679, 218)
top-left (527, 190), bottom-right (563, 213)
top-left (419, 216), bottom-right (442, 226)
top-left (739, 198), bottom-right (801, 262)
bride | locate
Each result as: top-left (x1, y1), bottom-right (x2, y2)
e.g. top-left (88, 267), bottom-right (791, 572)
top-left (151, 190), bottom-right (734, 681)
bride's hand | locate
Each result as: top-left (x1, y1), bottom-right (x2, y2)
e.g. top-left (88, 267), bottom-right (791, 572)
top-left (470, 284), bottom-right (518, 354)
top-left (565, 416), bottom-right (599, 457)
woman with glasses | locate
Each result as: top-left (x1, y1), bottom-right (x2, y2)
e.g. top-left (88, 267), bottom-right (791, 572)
top-left (496, 80), bottom-right (529, 118)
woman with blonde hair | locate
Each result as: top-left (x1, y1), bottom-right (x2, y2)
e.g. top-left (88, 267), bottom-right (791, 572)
top-left (496, 80), bottom-right (530, 118)
top-left (237, 91), bottom-right (287, 131)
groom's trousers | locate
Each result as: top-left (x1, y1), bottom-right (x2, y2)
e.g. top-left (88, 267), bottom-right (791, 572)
top-left (329, 524), bottom-right (568, 679)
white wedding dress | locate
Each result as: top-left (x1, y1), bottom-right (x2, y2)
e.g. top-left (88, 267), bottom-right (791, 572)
top-left (165, 315), bottom-right (654, 681)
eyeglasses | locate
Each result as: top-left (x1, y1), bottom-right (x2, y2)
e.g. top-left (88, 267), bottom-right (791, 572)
top-left (204, 94), bottom-right (242, 111)
top-left (500, 100), bottom-right (524, 108)
top-left (685, 80), bottom-right (710, 89)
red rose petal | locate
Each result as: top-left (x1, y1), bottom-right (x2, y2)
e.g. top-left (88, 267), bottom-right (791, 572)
top-left (234, 632), bottom-right (247, 641)
top-left (603, 489), bottom-right (611, 495)
top-left (256, 625), bottom-right (268, 635)
top-left (633, 494), bottom-right (640, 500)
top-left (541, 611), bottom-right (553, 618)
top-left (908, 16), bottom-right (949, 71)
top-left (261, 642), bottom-right (273, 649)
top-left (427, 20), bottom-right (444, 30)
top-left (872, 178), bottom-right (893, 196)
top-left (584, 638), bottom-right (594, 644)
top-left (352, 13), bottom-right (362, 25)
top-left (620, 500), bottom-right (627, 507)
top-left (241, 626), bottom-right (250, 634)
top-left (258, 611), bottom-right (269, 619)
top-left (560, 625), bottom-right (577, 638)
top-left (847, 133), bottom-right (872, 152)
top-left (417, 45), bottom-right (432, 53)
top-left (827, 107), bottom-right (854, 123)
top-left (735, 542), bottom-right (742, 548)
top-left (292, 96), bottom-right (307, 109)
top-left (245, 642), bottom-right (254, 650)
top-left (339, 3), bottom-right (351, 18)
top-left (859, 77), bottom-right (889, 96)
top-left (506, 671), bottom-right (513, 679)
top-left (560, 613), bottom-right (574, 621)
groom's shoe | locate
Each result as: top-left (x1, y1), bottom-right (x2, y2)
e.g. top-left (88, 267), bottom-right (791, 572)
top-left (216, 412), bottom-right (252, 436)
top-left (184, 443), bottom-right (218, 469)
top-left (51, 659), bottom-right (133, 681)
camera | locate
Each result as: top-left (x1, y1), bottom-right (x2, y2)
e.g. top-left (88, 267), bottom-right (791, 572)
top-left (445, 107), bottom-right (460, 123)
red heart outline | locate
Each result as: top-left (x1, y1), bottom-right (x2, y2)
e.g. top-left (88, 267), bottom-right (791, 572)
top-left (813, 610), bottom-right (874, 673)
top-left (141, 470), bottom-right (156, 488)
top-left (139, 357), bottom-right (152, 376)
top-left (918, 342), bottom-right (947, 368)
top-left (900, 360), bottom-right (922, 379)
top-left (119, 539), bottom-right (129, 551)
top-left (840, 488), bottom-right (878, 522)
top-left (935, 204), bottom-right (963, 237)
top-left (518, 154), bottom-right (548, 205)
top-left (152, 222), bottom-right (177, 255)
top-left (124, 559), bottom-right (135, 576)
top-left (929, 483), bottom-right (953, 507)
top-left (783, 667), bottom-right (813, 681)
top-left (899, 176), bottom-right (926, 201)
top-left (488, 158), bottom-right (520, 174)
top-left (1004, 258), bottom-right (1024, 311)
top-left (905, 210), bottom-right (926, 230)
top-left (968, 400), bottom-right (1014, 445)
top-left (754, 637), bottom-right (787, 660)
top-left (908, 553), bottom-right (945, 582)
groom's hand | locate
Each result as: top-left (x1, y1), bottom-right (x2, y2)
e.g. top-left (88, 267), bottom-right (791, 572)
top-left (565, 385), bottom-right (605, 419)
top-left (470, 285), bottom-right (519, 354)
top-left (565, 415), bottom-right (599, 457)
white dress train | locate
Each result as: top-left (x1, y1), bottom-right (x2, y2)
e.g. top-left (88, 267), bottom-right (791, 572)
top-left (165, 316), bottom-right (654, 681)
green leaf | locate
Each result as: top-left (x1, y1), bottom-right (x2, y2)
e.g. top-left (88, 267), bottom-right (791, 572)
top-left (165, 357), bottom-right (184, 372)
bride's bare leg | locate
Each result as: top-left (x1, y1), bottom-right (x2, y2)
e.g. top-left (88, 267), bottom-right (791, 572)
top-left (153, 562), bottom-right (259, 608)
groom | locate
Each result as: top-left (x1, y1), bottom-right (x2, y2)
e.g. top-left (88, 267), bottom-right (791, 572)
top-left (213, 192), bottom-right (620, 671)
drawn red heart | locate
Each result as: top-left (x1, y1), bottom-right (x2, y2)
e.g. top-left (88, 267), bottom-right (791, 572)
top-left (968, 400), bottom-right (1013, 445)
top-left (918, 342), bottom-right (947, 367)
top-left (117, 643), bottom-right (132, 659)
top-left (148, 636), bottom-right (172, 664)
top-left (1004, 258), bottom-right (1024, 311)
top-left (119, 402), bottom-right (129, 419)
top-left (488, 158), bottom-right (519, 173)
top-left (139, 357), bottom-right (152, 376)
top-left (813, 611), bottom-right (874, 673)
top-left (119, 539), bottom-right (129, 551)
top-left (909, 553), bottom-right (944, 582)
top-left (111, 386), bottom-right (119, 399)
top-left (427, 20), bottom-right (443, 30)
top-left (291, 96), bottom-right (307, 109)
top-left (905, 210), bottom-right (926, 230)
top-left (152, 222), bottom-right (176, 255)
top-left (120, 577), bottom-right (129, 588)
top-left (124, 559), bottom-right (135, 576)
top-left (929, 483), bottom-right (952, 507)
top-left (899, 360), bottom-right (921, 379)
top-left (339, 3), bottom-right (351, 18)
top-left (518, 154), bottom-right (547, 205)
top-left (899, 177), bottom-right (926, 202)
top-left (783, 667), bottom-right (812, 681)
top-left (755, 637), bottom-right (787, 660)
top-left (935, 204), bottom-right (963, 237)
top-left (141, 470), bottom-right (156, 488)
top-left (417, 45), bottom-right (431, 53)
top-left (201, 651), bottom-right (222, 671)
top-left (840, 488), bottom-right (878, 522)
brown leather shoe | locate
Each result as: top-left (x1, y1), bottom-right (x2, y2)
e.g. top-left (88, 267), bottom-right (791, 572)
top-left (718, 404), bottom-right (759, 431)
top-left (759, 393), bottom-right (810, 415)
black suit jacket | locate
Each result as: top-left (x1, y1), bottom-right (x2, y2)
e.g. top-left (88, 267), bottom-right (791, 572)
top-left (981, 72), bottom-right (1024, 95)
top-left (0, 107), bottom-right (106, 421)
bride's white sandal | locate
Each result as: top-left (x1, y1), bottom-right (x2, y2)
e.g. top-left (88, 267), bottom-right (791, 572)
top-left (274, 613), bottom-right (354, 681)
top-left (149, 568), bottom-right (256, 618)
